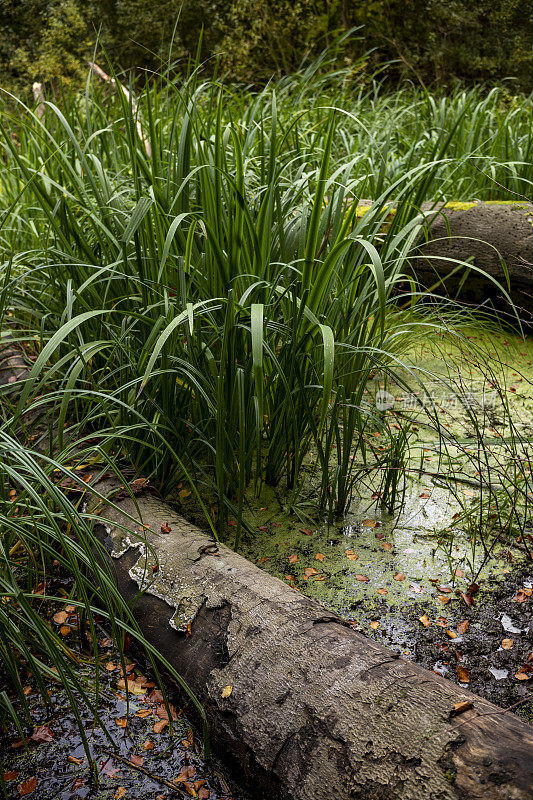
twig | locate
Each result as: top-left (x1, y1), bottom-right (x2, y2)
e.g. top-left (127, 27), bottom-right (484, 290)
top-left (100, 749), bottom-right (187, 795)
top-left (88, 62), bottom-right (151, 158)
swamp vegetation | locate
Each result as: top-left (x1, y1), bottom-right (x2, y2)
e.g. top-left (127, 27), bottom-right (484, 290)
top-left (0, 52), bottom-right (532, 797)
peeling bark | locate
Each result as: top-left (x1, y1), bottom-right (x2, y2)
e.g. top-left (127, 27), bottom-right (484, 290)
top-left (93, 485), bottom-right (533, 800)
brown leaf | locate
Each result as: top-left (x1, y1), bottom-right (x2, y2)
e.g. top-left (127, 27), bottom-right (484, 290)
top-left (460, 593), bottom-right (475, 608)
top-left (512, 590), bottom-right (528, 603)
top-left (105, 662), bottom-right (116, 672)
top-left (419, 614), bottom-right (431, 627)
top-left (361, 519), bottom-right (379, 527)
top-left (451, 700), bottom-right (473, 716)
top-left (288, 554), bottom-right (298, 564)
top-left (355, 574), bottom-right (369, 582)
top-left (136, 709), bottom-right (152, 718)
top-left (303, 567), bottom-right (319, 579)
top-left (198, 789), bottom-right (210, 800)
top-left (438, 595), bottom-right (451, 604)
top-left (345, 549), bottom-right (358, 561)
top-left (315, 553), bottom-right (325, 562)
top-left (59, 625), bottom-right (71, 636)
top-left (370, 621), bottom-right (379, 630)
top-left (501, 638), bottom-right (513, 649)
top-left (153, 719), bottom-right (168, 734)
top-left (129, 754), bottom-right (143, 767)
top-left (2, 772), bottom-right (18, 781)
top-left (178, 489), bottom-right (191, 499)
top-left (67, 756), bottom-right (84, 765)
top-left (419, 492), bottom-right (431, 499)
top-left (17, 777), bottom-right (38, 797)
top-left (31, 726), bottom-right (53, 743)
top-left (446, 630), bottom-right (457, 639)
top-left (52, 611), bottom-right (68, 625)
top-left (299, 528), bottom-right (313, 535)
top-left (377, 588), bottom-right (388, 596)
top-left (142, 740), bottom-right (154, 751)
top-left (116, 717), bottom-right (128, 728)
top-left (393, 572), bottom-right (405, 581)
top-left (437, 586), bottom-right (452, 593)
top-left (160, 522), bottom-right (172, 534)
top-left (457, 665), bottom-right (470, 683)
top-left (381, 542), bottom-right (392, 551)
top-left (114, 788), bottom-right (127, 800)
top-left (156, 703), bottom-right (178, 721)
top-left (457, 620), bottom-right (469, 635)
top-left (435, 617), bottom-right (448, 628)
top-left (221, 685), bottom-right (233, 699)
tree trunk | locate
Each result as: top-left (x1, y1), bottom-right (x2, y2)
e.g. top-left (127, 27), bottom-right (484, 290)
top-left (93, 483), bottom-right (533, 800)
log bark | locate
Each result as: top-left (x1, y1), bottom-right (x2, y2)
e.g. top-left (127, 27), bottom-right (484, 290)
top-left (412, 201), bottom-right (533, 324)
top-left (93, 483), bottom-right (533, 800)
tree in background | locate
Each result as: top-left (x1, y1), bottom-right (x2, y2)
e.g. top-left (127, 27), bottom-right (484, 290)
top-left (0, 0), bottom-right (531, 98)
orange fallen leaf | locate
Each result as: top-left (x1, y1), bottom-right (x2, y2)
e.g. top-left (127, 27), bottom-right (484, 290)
top-left (153, 719), bottom-right (168, 734)
top-left (446, 630), bottom-right (457, 639)
top-left (370, 621), bottom-right (379, 629)
top-left (116, 717), bottom-right (128, 728)
top-left (178, 489), bottom-right (191, 499)
top-left (299, 528), bottom-right (313, 535)
top-left (129, 754), bottom-right (143, 767)
top-left (419, 492), bottom-right (431, 499)
top-left (142, 740), bottom-right (154, 751)
top-left (59, 625), bottom-right (71, 636)
top-left (457, 665), bottom-right (470, 683)
top-left (52, 611), bottom-right (68, 625)
top-left (381, 542), bottom-right (392, 551)
top-left (17, 777), bottom-right (38, 797)
top-left (361, 519), bottom-right (379, 527)
top-left (515, 671), bottom-right (531, 681)
top-left (435, 617), bottom-right (448, 627)
top-left (315, 553), bottom-right (325, 562)
top-left (31, 726), bottom-right (53, 743)
top-left (67, 756), bottom-right (84, 765)
top-left (160, 522), bottom-right (172, 533)
top-left (288, 554), bottom-right (298, 564)
top-left (355, 575), bottom-right (369, 582)
top-left (303, 567), bottom-right (319, 579)
top-left (438, 596), bottom-right (451, 604)
top-left (221, 685), bottom-right (233, 699)
top-left (114, 788), bottom-right (127, 800)
top-left (457, 620), bottom-right (469, 635)
top-left (2, 772), bottom-right (18, 781)
top-left (377, 588), bottom-right (388, 596)
top-left (419, 614), bottom-right (431, 627)
top-left (452, 700), bottom-right (473, 716)
top-left (393, 572), bottom-right (405, 581)
top-left (105, 662), bottom-right (116, 672)
top-left (501, 638), bottom-right (513, 649)
top-left (136, 709), bottom-right (152, 718)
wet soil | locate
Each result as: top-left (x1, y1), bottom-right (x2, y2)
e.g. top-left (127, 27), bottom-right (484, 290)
top-left (0, 634), bottom-right (246, 800)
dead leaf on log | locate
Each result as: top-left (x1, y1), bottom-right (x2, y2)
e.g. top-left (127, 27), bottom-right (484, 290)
top-left (221, 685), bottom-right (233, 699)
top-left (457, 665), bottom-right (470, 683)
top-left (451, 700), bottom-right (473, 716)
top-left (160, 522), bottom-right (172, 533)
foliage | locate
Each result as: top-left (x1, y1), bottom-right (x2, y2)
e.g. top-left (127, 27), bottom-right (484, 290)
top-left (0, 1), bottom-right (532, 97)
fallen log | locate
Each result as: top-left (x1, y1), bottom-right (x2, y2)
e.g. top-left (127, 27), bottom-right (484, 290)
top-left (414, 200), bottom-right (533, 324)
top-left (93, 483), bottom-right (533, 800)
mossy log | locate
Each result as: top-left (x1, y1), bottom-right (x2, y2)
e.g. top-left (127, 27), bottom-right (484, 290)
top-left (94, 484), bottom-right (533, 800)
top-left (413, 201), bottom-right (533, 323)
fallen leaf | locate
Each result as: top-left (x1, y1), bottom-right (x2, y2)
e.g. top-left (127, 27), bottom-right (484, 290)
top-left (288, 554), bottom-right (298, 564)
top-left (105, 662), bottom-right (116, 672)
top-left (303, 567), bottom-right (319, 579)
top-left (501, 638), bottom-right (513, 649)
top-left (446, 630), bottom-right (457, 639)
top-left (419, 614), bottom-right (431, 627)
top-left (31, 726), bottom-right (53, 743)
top-left (142, 740), bottom-right (154, 751)
top-left (512, 590), bottom-right (528, 603)
top-left (438, 595), bottom-right (451, 604)
top-left (2, 772), bottom-right (18, 781)
top-left (67, 756), bottom-right (84, 765)
top-left (419, 492), bottom-right (431, 499)
top-left (457, 665), bottom-right (470, 683)
top-left (59, 625), bottom-right (71, 636)
top-left (377, 588), bottom-right (388, 596)
top-left (52, 611), bottom-right (68, 625)
top-left (114, 788), bottom-right (127, 799)
top-left (361, 519), bottom-right (379, 527)
top-left (153, 719), bottom-right (168, 734)
top-left (315, 553), bottom-right (325, 562)
top-left (370, 621), bottom-right (379, 629)
top-left (438, 586), bottom-right (452, 593)
top-left (135, 709), bottom-right (152, 718)
top-left (160, 522), bottom-right (172, 533)
top-left (198, 789), bottom-right (210, 799)
top-left (451, 700), bottom-right (473, 716)
top-left (435, 617), bottom-right (448, 628)
top-left (156, 703), bottom-right (178, 721)
top-left (221, 685), bottom-right (233, 699)
top-left (460, 593), bottom-right (475, 608)
top-left (129, 754), bottom-right (143, 767)
top-left (178, 489), bottom-right (191, 499)
top-left (381, 542), bottom-right (392, 551)
top-left (393, 572), bottom-right (405, 581)
top-left (116, 717), bottom-right (128, 728)
top-left (457, 621), bottom-right (469, 635)
top-left (299, 528), bottom-right (313, 535)
top-left (345, 549), bottom-right (358, 561)
top-left (455, 569), bottom-right (464, 578)
top-left (17, 778), bottom-right (38, 797)
top-left (355, 575), bottom-right (369, 582)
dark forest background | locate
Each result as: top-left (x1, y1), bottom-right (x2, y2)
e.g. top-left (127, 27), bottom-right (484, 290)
top-left (1, 1), bottom-right (532, 96)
